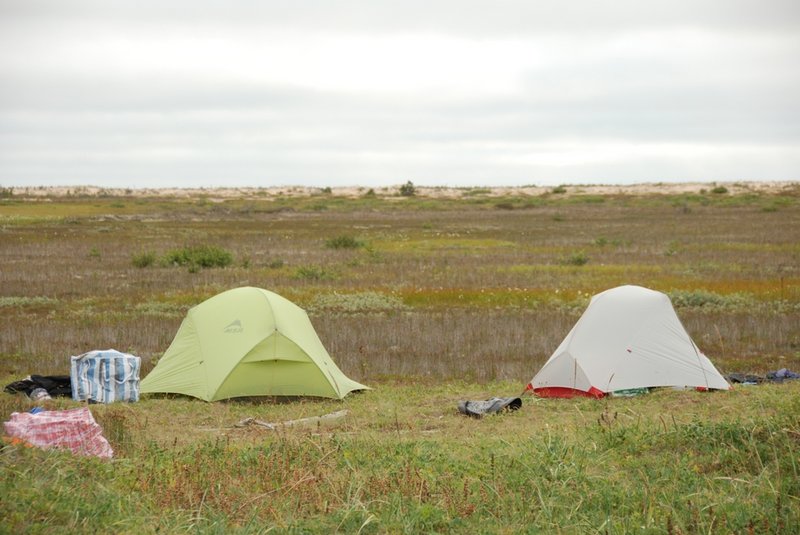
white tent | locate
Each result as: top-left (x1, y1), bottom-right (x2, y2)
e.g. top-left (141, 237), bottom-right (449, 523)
top-left (527, 285), bottom-right (730, 398)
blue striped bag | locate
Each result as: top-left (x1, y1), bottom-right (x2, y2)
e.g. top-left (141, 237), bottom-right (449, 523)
top-left (70, 349), bottom-right (141, 403)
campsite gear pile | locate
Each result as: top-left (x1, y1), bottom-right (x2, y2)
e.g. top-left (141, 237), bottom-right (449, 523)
top-left (727, 369), bottom-right (800, 385)
top-left (3, 407), bottom-right (113, 458)
top-left (6, 351), bottom-right (142, 405)
top-left (766, 368), bottom-right (800, 382)
top-left (3, 350), bottom-right (138, 458)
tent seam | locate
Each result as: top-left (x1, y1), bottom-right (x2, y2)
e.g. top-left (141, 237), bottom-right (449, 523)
top-left (210, 288), bottom-right (277, 400)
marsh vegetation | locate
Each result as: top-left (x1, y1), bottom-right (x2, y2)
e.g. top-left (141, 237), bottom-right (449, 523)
top-left (1, 184), bottom-right (799, 532)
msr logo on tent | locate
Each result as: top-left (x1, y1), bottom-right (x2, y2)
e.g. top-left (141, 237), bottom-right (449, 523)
top-left (224, 319), bottom-right (243, 333)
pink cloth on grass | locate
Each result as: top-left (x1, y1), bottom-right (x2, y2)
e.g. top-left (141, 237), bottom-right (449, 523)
top-left (3, 407), bottom-right (113, 458)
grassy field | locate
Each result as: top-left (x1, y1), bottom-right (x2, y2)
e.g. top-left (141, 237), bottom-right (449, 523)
top-left (1, 184), bottom-right (799, 533)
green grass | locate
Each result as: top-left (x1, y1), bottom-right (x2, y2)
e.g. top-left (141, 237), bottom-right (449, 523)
top-left (1, 382), bottom-right (798, 533)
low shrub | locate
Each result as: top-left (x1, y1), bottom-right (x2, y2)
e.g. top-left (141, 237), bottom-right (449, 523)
top-left (561, 251), bottom-right (589, 266)
top-left (399, 181), bottom-right (416, 197)
top-left (131, 251), bottom-right (157, 268)
top-left (163, 245), bottom-right (233, 269)
top-left (325, 235), bottom-right (365, 249)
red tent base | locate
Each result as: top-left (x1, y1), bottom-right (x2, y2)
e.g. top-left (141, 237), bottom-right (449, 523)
top-left (526, 384), bottom-right (606, 399)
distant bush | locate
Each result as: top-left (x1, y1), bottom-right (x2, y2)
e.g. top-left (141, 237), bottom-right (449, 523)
top-left (551, 185), bottom-right (567, 194)
top-left (294, 265), bottom-right (336, 281)
top-left (320, 187), bottom-right (332, 194)
top-left (132, 251), bottom-right (157, 268)
top-left (399, 181), bottom-right (416, 197)
top-left (561, 251), bottom-right (589, 266)
top-left (0, 187), bottom-right (13, 198)
top-left (494, 202), bottom-right (515, 210)
top-left (164, 245), bottom-right (233, 269)
top-left (325, 235), bottom-right (364, 249)
top-left (363, 188), bottom-right (376, 197)
top-left (711, 186), bottom-right (728, 194)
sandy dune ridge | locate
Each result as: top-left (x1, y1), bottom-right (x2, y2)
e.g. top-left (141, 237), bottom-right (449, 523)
top-left (6, 181), bottom-right (797, 200)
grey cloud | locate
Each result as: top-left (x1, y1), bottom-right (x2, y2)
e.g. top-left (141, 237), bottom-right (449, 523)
top-left (3, 0), bottom-right (799, 35)
top-left (1, 0), bottom-right (798, 186)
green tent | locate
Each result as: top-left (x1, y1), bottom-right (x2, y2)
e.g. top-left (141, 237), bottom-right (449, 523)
top-left (140, 287), bottom-right (368, 401)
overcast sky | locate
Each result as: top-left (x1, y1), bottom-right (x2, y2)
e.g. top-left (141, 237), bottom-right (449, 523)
top-left (1, 1), bottom-right (798, 188)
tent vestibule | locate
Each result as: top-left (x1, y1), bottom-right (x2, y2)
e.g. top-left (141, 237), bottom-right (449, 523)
top-left (140, 287), bottom-right (368, 401)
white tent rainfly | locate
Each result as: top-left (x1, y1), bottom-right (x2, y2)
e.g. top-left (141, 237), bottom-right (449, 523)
top-left (527, 285), bottom-right (730, 398)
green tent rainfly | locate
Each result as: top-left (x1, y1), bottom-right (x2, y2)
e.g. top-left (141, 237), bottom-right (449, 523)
top-left (140, 287), bottom-right (369, 401)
